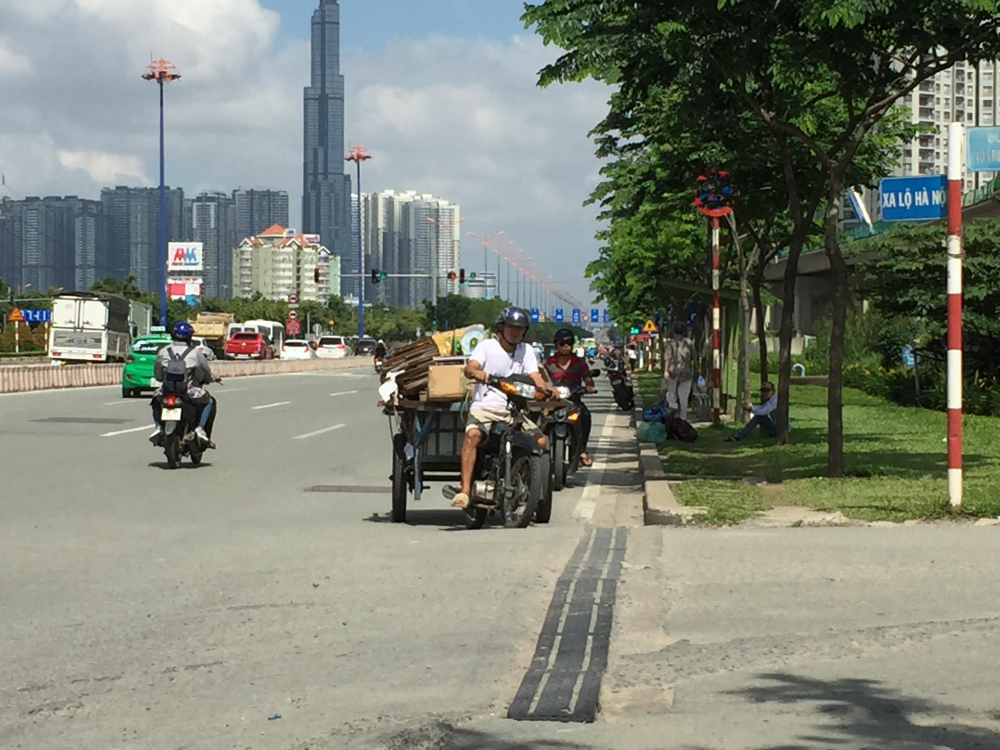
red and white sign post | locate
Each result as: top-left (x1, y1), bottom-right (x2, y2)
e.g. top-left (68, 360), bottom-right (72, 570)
top-left (946, 122), bottom-right (964, 508)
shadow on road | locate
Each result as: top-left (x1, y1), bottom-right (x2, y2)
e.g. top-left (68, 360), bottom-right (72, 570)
top-left (685, 672), bottom-right (1000, 750)
top-left (147, 461), bottom-right (213, 471)
top-left (363, 510), bottom-right (497, 530)
top-left (331, 720), bottom-right (589, 750)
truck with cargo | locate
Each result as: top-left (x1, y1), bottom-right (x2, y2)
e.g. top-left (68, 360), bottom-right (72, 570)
top-left (190, 312), bottom-right (235, 358)
top-left (48, 292), bottom-right (131, 363)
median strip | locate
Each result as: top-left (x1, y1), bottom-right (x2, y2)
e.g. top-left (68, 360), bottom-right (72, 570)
top-left (293, 424), bottom-right (346, 440)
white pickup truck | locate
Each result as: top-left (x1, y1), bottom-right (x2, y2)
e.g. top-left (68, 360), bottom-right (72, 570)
top-left (48, 292), bottom-right (131, 363)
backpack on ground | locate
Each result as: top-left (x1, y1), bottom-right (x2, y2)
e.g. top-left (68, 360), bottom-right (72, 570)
top-left (665, 414), bottom-right (698, 443)
top-left (162, 345), bottom-right (194, 396)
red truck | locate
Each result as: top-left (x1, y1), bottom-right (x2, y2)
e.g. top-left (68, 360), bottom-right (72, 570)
top-left (224, 331), bottom-right (275, 360)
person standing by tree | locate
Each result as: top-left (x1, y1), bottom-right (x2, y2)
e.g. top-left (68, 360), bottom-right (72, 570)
top-left (660, 322), bottom-right (694, 421)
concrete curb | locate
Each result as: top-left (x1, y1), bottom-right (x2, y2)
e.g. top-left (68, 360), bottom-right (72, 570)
top-left (0, 357), bottom-right (369, 394)
top-left (633, 380), bottom-right (708, 526)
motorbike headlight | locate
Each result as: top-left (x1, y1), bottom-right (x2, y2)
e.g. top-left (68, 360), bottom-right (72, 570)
top-left (568, 411), bottom-right (580, 422)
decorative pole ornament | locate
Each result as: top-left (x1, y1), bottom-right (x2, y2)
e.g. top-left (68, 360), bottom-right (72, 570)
top-left (694, 170), bottom-right (737, 423)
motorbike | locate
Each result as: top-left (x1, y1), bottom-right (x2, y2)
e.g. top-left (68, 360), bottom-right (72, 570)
top-left (606, 360), bottom-right (635, 411)
top-left (152, 380), bottom-right (220, 469)
top-left (449, 374), bottom-right (551, 530)
top-left (541, 370), bottom-right (600, 498)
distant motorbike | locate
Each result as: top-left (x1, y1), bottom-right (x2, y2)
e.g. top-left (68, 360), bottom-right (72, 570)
top-left (448, 374), bottom-right (550, 530)
top-left (541, 370), bottom-right (600, 498)
top-left (606, 360), bottom-right (634, 411)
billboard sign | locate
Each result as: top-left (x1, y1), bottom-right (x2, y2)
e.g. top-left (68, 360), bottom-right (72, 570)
top-left (167, 278), bottom-right (203, 302)
top-left (167, 242), bottom-right (204, 272)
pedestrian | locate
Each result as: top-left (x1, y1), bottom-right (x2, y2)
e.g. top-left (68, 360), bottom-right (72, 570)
top-left (726, 381), bottom-right (783, 441)
top-left (660, 322), bottom-right (694, 421)
top-left (627, 344), bottom-right (638, 372)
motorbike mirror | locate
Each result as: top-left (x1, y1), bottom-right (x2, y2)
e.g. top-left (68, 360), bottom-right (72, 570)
top-left (589, 368), bottom-right (601, 377)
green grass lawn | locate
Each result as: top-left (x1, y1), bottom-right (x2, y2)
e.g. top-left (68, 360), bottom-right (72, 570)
top-left (636, 371), bottom-right (1000, 524)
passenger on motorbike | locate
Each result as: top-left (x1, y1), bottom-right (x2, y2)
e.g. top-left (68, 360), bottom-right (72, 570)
top-left (451, 306), bottom-right (558, 510)
top-left (544, 328), bottom-right (596, 467)
top-left (149, 321), bottom-right (218, 447)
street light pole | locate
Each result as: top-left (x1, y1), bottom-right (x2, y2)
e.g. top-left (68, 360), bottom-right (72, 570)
top-left (142, 59), bottom-right (181, 327)
top-left (468, 231), bottom-right (504, 299)
top-left (345, 145), bottom-right (372, 338)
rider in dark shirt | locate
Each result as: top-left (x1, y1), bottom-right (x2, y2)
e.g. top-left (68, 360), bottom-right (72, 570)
top-left (544, 328), bottom-right (596, 467)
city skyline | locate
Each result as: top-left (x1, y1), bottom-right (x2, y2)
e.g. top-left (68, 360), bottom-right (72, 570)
top-left (0, 0), bottom-right (605, 305)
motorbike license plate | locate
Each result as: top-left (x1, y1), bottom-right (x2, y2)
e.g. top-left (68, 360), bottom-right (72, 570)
top-left (150, 378), bottom-right (161, 388)
top-left (160, 407), bottom-right (182, 421)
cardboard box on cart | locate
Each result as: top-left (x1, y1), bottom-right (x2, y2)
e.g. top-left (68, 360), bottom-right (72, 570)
top-left (427, 356), bottom-right (470, 400)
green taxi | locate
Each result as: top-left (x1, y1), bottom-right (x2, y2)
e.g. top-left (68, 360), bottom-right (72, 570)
top-left (122, 328), bottom-right (173, 398)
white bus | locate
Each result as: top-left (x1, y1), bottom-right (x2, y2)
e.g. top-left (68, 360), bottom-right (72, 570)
top-left (227, 320), bottom-right (285, 353)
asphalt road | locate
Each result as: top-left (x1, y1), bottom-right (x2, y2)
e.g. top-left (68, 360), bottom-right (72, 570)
top-left (0, 370), bottom-right (633, 749)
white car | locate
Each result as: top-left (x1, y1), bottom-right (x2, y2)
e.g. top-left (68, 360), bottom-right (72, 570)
top-left (315, 335), bottom-right (351, 359)
top-left (281, 339), bottom-right (315, 360)
top-left (190, 336), bottom-right (216, 361)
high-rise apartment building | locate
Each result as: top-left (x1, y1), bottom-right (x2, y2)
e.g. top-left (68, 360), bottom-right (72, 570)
top-left (187, 191), bottom-right (237, 299)
top-left (0, 196), bottom-right (112, 293)
top-left (233, 189), bottom-right (290, 242)
top-left (303, 0), bottom-right (352, 287)
top-left (232, 224), bottom-right (338, 302)
top-left (100, 186), bottom-right (187, 291)
top-left (358, 190), bottom-right (461, 308)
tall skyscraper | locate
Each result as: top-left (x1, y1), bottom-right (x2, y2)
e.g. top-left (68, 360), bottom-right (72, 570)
top-left (100, 186), bottom-right (188, 292)
top-left (303, 0), bottom-right (352, 293)
top-left (233, 189), bottom-right (290, 241)
top-left (187, 191), bottom-right (237, 299)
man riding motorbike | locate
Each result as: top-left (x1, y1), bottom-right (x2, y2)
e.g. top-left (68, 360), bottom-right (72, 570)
top-left (451, 306), bottom-right (558, 510)
top-left (544, 328), bottom-right (596, 467)
top-left (149, 321), bottom-right (218, 447)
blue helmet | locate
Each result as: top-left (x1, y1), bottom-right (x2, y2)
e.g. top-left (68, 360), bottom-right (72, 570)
top-left (171, 321), bottom-right (194, 342)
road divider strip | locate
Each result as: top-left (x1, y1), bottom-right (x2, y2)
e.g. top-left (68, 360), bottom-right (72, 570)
top-left (0, 358), bottom-right (368, 395)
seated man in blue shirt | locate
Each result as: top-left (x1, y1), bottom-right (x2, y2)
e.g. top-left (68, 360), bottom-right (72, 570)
top-left (726, 381), bottom-right (779, 441)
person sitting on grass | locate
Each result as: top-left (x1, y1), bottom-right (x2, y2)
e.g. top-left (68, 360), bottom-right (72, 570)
top-left (725, 381), bottom-right (779, 442)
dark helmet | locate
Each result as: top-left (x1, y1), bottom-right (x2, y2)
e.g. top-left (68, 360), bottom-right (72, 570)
top-left (553, 327), bottom-right (575, 345)
top-left (495, 306), bottom-right (531, 330)
top-left (171, 321), bottom-right (194, 342)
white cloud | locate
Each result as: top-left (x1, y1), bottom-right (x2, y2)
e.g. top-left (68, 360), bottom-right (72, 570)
top-left (57, 149), bottom-right (148, 184)
top-left (0, 1), bottom-right (610, 303)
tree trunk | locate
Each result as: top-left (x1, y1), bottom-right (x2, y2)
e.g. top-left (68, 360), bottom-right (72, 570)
top-left (727, 213), bottom-right (753, 422)
top-left (775, 228), bottom-right (807, 445)
top-left (752, 270), bottom-right (768, 384)
top-left (824, 179), bottom-right (847, 477)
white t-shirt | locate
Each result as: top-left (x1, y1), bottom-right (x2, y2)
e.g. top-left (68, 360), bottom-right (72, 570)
top-left (468, 338), bottom-right (539, 410)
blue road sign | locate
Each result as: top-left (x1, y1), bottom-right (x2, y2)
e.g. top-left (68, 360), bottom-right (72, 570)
top-left (554, 308), bottom-right (564, 323)
top-left (880, 175), bottom-right (947, 221)
top-left (603, 309), bottom-right (611, 324)
top-left (22, 308), bottom-right (50, 323)
top-left (530, 308), bottom-right (540, 323)
top-left (590, 308), bottom-right (599, 323)
top-left (968, 127), bottom-right (1000, 172)
top-left (571, 308), bottom-right (581, 324)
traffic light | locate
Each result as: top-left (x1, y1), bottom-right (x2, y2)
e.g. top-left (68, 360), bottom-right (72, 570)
top-left (469, 272), bottom-right (477, 280)
top-left (372, 268), bottom-right (381, 285)
top-left (629, 324), bottom-right (640, 335)
top-left (459, 269), bottom-right (466, 284)
top-left (447, 271), bottom-right (457, 281)
top-left (313, 268), bottom-right (320, 283)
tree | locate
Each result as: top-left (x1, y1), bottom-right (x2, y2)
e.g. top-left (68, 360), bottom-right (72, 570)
top-left (524, 0), bottom-right (1000, 475)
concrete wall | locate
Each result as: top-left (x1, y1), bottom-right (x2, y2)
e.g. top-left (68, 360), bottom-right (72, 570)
top-left (0, 357), bottom-right (367, 395)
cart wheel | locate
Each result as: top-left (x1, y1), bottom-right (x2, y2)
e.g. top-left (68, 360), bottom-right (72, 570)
top-left (391, 436), bottom-right (408, 523)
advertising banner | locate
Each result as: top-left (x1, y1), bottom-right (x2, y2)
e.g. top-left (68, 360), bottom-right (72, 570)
top-left (167, 242), bottom-right (204, 272)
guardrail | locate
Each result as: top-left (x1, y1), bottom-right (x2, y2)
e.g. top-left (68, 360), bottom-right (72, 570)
top-left (0, 357), bottom-right (368, 395)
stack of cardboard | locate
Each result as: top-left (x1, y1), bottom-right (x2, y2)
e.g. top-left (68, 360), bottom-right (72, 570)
top-left (378, 336), bottom-right (473, 401)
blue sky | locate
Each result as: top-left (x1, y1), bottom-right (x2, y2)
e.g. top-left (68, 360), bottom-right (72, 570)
top-left (260, 0), bottom-right (530, 54)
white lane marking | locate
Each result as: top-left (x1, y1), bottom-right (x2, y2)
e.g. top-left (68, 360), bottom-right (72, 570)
top-left (329, 390), bottom-right (359, 397)
top-left (214, 388), bottom-right (250, 395)
top-left (104, 400), bottom-right (145, 406)
top-left (253, 401), bottom-right (290, 411)
top-left (573, 416), bottom-right (617, 523)
top-left (101, 424), bottom-right (155, 438)
top-left (293, 423), bottom-right (346, 440)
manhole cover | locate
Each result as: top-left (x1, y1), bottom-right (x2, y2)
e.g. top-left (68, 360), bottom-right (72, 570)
top-left (305, 485), bottom-right (391, 494)
top-left (32, 418), bottom-right (132, 425)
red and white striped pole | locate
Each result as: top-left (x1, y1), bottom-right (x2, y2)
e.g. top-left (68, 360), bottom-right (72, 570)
top-left (946, 121), bottom-right (964, 508)
top-left (711, 216), bottom-right (721, 424)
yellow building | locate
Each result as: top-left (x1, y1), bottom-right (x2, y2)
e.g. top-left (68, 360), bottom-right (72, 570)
top-left (232, 224), bottom-right (341, 301)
